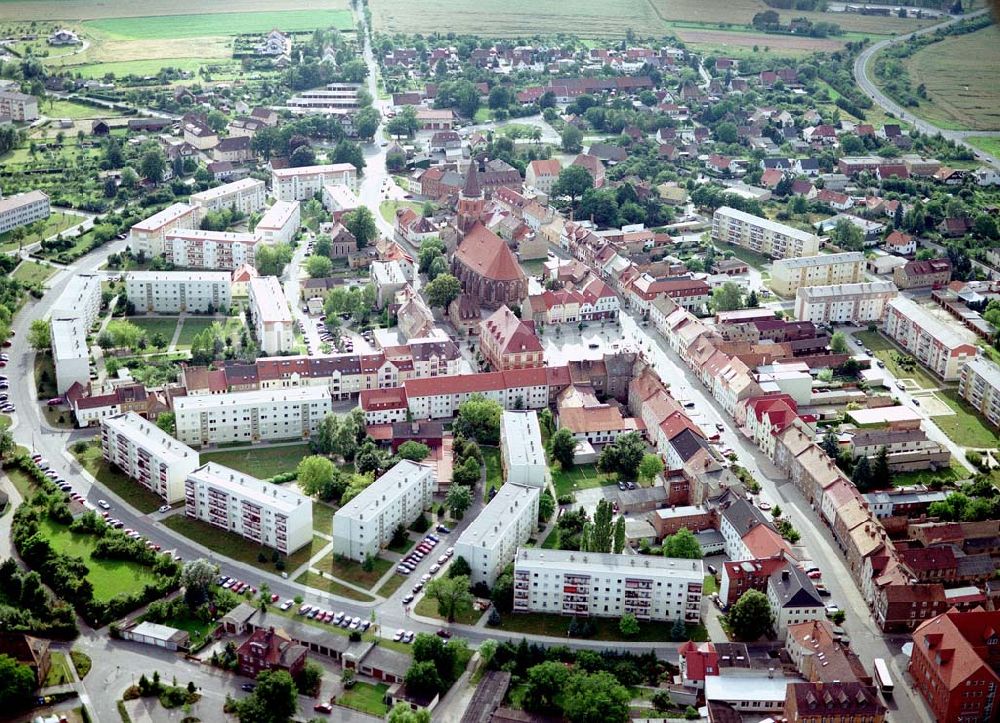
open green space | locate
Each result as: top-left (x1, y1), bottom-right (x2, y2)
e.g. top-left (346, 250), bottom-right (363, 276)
top-left (496, 612), bottom-right (707, 642)
top-left (338, 681), bottom-right (389, 717)
top-left (891, 460), bottom-right (969, 488)
top-left (482, 446), bottom-right (503, 502)
top-left (174, 316), bottom-right (242, 349)
top-left (85, 10), bottom-right (353, 39)
top-left (551, 463), bottom-right (614, 498)
top-left (44, 99), bottom-right (120, 119)
top-left (378, 199), bottom-right (429, 225)
top-left (12, 260), bottom-right (57, 285)
top-left (414, 594), bottom-right (483, 625)
top-left (540, 526), bottom-right (560, 549)
top-left (72, 441), bottom-right (164, 514)
top-left (44, 651), bottom-right (74, 687)
top-left (315, 551), bottom-right (393, 590)
top-left (129, 317), bottom-right (180, 341)
top-left (71, 58), bottom-right (221, 79)
top-left (293, 570), bottom-right (375, 602)
top-left (968, 136), bottom-right (1000, 158)
top-left (313, 501), bottom-right (335, 536)
top-left (39, 517), bottom-right (161, 602)
top-left (158, 614), bottom-right (216, 648)
top-left (934, 389), bottom-right (1000, 449)
top-left (200, 442), bottom-right (310, 479)
top-left (70, 649), bottom-right (92, 679)
top-left (162, 515), bottom-right (322, 574)
top-left (853, 330), bottom-right (939, 390)
top-left (375, 573), bottom-right (407, 598)
top-left (4, 467), bottom-right (39, 499)
top-left (0, 212), bottom-right (83, 251)
top-left (715, 242), bottom-right (770, 271)
top-left (703, 575), bottom-right (717, 596)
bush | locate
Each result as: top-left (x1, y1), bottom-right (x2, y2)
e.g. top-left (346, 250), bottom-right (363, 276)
top-left (411, 513), bottom-right (430, 533)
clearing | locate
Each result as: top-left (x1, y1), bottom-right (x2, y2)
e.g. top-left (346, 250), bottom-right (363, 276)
top-left (12, 260), bottom-right (57, 285)
top-left (904, 24), bottom-right (1000, 131)
top-left (0, 0), bottom-right (351, 21)
top-left (853, 330), bottom-right (939, 390)
top-left (174, 316), bottom-right (242, 349)
top-left (200, 442), bottom-right (310, 479)
top-left (968, 136), bottom-right (1000, 158)
top-left (933, 389), bottom-right (1000, 450)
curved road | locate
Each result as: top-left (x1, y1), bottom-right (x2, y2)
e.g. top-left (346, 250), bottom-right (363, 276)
top-left (853, 8), bottom-right (999, 168)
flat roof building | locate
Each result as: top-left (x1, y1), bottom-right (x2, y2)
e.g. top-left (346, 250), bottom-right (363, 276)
top-left (248, 275), bottom-right (293, 355)
top-left (771, 252), bottom-right (865, 297)
top-left (50, 316), bottom-right (89, 394)
top-left (958, 356), bottom-right (1000, 430)
top-left (500, 410), bottom-right (546, 489)
top-left (126, 271), bottom-right (232, 313)
top-left (712, 206), bottom-right (820, 259)
top-left (455, 483), bottom-right (539, 587)
top-left (254, 200), bottom-right (301, 246)
top-left (0, 190), bottom-right (49, 236)
top-left (51, 273), bottom-right (102, 329)
top-left (794, 281), bottom-right (898, 324)
top-left (165, 229), bottom-right (257, 271)
top-left (885, 296), bottom-right (978, 381)
top-left (189, 178), bottom-right (266, 216)
top-left (129, 202), bottom-right (199, 257)
top-left (272, 164), bottom-right (357, 201)
top-left (101, 412), bottom-right (200, 503)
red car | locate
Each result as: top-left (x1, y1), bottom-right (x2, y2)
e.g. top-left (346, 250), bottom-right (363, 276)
top-left (313, 703), bottom-right (333, 713)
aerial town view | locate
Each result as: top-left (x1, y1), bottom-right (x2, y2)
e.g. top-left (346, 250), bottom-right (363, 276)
top-left (0, 0), bottom-right (999, 721)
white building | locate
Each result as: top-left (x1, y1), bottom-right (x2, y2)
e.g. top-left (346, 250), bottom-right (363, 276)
top-left (513, 548), bottom-right (703, 622)
top-left (286, 83), bottom-right (362, 113)
top-left (126, 271), bottom-right (232, 313)
top-left (766, 566), bottom-right (825, 640)
top-left (101, 412), bottom-right (200, 504)
top-left (500, 410), bottom-right (546, 489)
top-left (184, 462), bottom-right (312, 554)
top-left (770, 252), bottom-right (865, 297)
top-left (712, 206), bottom-right (820, 259)
top-left (0, 190), bottom-right (49, 235)
top-left (794, 281), bottom-right (898, 324)
top-left (322, 184), bottom-right (360, 216)
top-left (51, 273), bottom-right (102, 329)
top-left (271, 164), bottom-right (357, 201)
top-left (50, 316), bottom-right (89, 394)
top-left (331, 460), bottom-right (435, 562)
top-left (403, 369), bottom-right (550, 421)
top-left (129, 203), bottom-right (199, 257)
top-left (454, 482), bottom-right (539, 587)
top-left (0, 90), bottom-right (39, 122)
top-left (248, 275), bottom-right (293, 354)
top-left (166, 230), bottom-right (257, 271)
top-left (958, 356), bottom-right (1000, 429)
top-left (173, 386), bottom-right (332, 447)
top-left (371, 261), bottom-right (408, 309)
top-left (189, 178), bottom-right (266, 216)
top-left (884, 296), bottom-right (978, 381)
top-left (254, 201), bottom-right (301, 246)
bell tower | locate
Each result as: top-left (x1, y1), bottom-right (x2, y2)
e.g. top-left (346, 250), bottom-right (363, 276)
top-left (457, 161), bottom-right (484, 235)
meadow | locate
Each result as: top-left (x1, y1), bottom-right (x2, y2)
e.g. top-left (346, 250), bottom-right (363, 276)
top-left (84, 10), bottom-right (354, 39)
top-left (968, 136), bottom-right (1000, 158)
top-left (0, 0), bottom-right (350, 21)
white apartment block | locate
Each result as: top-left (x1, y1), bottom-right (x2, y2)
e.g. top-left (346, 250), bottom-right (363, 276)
top-left (884, 296), bottom-right (978, 381)
top-left (331, 460), bottom-right (435, 562)
top-left (248, 275), bottom-right (293, 354)
top-left (403, 370), bottom-right (550, 421)
top-left (129, 203), bottom-right (199, 257)
top-left (455, 482), bottom-right (539, 587)
top-left (0, 190), bottom-right (49, 235)
top-left (958, 356), bottom-right (1000, 429)
top-left (271, 163), bottom-right (358, 201)
top-left (50, 316), bottom-right (89, 394)
top-left (794, 281), bottom-right (898, 324)
top-left (501, 410), bottom-right (546, 489)
top-left (254, 201), bottom-right (300, 245)
top-left (173, 386), bottom-right (332, 447)
top-left (770, 252), bottom-right (865, 297)
top-left (101, 412), bottom-right (200, 504)
top-left (189, 178), bottom-right (266, 216)
top-left (126, 271), bottom-right (232, 313)
top-left (0, 90), bottom-right (39, 121)
top-left (712, 206), bottom-right (820, 260)
top-left (286, 83), bottom-right (362, 113)
top-left (513, 548), bottom-right (704, 622)
top-left (184, 462), bottom-right (312, 554)
top-left (166, 229), bottom-right (257, 271)
top-left (51, 273), bottom-right (102, 329)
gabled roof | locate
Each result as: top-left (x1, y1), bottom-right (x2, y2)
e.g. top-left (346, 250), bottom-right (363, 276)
top-left (482, 305), bottom-right (543, 355)
top-left (769, 564), bottom-right (822, 609)
top-left (455, 223), bottom-right (527, 283)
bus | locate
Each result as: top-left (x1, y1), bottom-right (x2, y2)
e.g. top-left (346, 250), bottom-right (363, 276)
top-left (873, 658), bottom-right (894, 696)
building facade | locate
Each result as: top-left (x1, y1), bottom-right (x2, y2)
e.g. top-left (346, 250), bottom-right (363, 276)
top-left (101, 412), bottom-right (200, 503)
top-left (126, 271), bottom-right (232, 313)
top-left (0, 90), bottom-right (39, 121)
top-left (271, 164), bottom-right (357, 201)
top-left (50, 316), bottom-right (89, 394)
top-left (189, 178), bottom-right (266, 216)
top-left (712, 206), bottom-right (820, 259)
top-left (794, 281), bottom-right (898, 324)
top-left (500, 410), bottom-right (546, 489)
top-left (455, 482), bottom-right (539, 587)
top-left (254, 201), bottom-right (301, 246)
top-left (958, 357), bottom-right (1000, 429)
top-left (771, 252), bottom-right (865, 297)
top-left (0, 190), bottom-right (49, 235)
top-left (166, 230), bottom-right (257, 271)
top-left (884, 297), bottom-right (978, 381)
top-left (129, 203), bottom-right (199, 257)
top-left (248, 275), bottom-right (294, 355)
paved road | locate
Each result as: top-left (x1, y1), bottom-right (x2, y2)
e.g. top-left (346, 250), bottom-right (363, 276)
top-left (853, 8), bottom-right (999, 168)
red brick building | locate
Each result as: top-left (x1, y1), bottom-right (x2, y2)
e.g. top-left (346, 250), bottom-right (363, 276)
top-left (236, 627), bottom-right (308, 679)
top-left (479, 305), bottom-right (544, 371)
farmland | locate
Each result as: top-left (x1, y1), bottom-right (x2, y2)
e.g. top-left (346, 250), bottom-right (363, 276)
top-left (83, 10), bottom-right (354, 39)
top-left (674, 27), bottom-right (845, 54)
top-left (968, 136), bottom-right (1000, 158)
top-left (0, 0), bottom-right (351, 21)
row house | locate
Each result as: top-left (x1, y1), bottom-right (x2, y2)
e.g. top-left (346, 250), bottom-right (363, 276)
top-left (479, 305), bottom-right (545, 371)
top-left (628, 274), bottom-right (711, 314)
top-left (402, 367), bottom-right (553, 420)
top-left (740, 393), bottom-right (800, 460)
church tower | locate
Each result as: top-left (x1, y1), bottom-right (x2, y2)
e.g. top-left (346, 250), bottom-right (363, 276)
top-left (456, 161), bottom-right (485, 235)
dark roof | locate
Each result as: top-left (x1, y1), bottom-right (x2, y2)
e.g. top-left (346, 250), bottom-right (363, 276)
top-left (789, 682), bottom-right (885, 718)
top-left (720, 495), bottom-right (771, 536)
top-left (769, 565), bottom-right (823, 609)
top-left (462, 161), bottom-right (482, 198)
top-left (671, 427), bottom-right (708, 463)
top-left (461, 671), bottom-right (512, 723)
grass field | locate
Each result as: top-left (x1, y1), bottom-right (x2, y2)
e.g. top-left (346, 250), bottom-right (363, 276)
top-left (904, 24), bottom-right (1000, 132)
top-left (70, 649), bottom-right (92, 679)
top-left (337, 682), bottom-right (389, 717)
top-left (313, 501), bottom-right (335, 536)
top-left (375, 573), bottom-right (407, 598)
top-left (175, 316), bottom-right (243, 349)
top-left (129, 316), bottom-right (180, 341)
top-left (0, 212), bottom-right (82, 251)
top-left (378, 199), bottom-right (428, 225)
top-left (853, 330), bottom-right (939, 390)
top-left (294, 570), bottom-right (376, 602)
top-left (44, 99), bottom-right (119, 119)
top-left (482, 447), bottom-right (503, 502)
top-left (0, 0), bottom-right (350, 20)
top-left (414, 593), bottom-right (483, 625)
top-left (12, 260), bottom-right (57, 285)
top-left (45, 651), bottom-right (74, 687)
top-left (315, 550), bottom-right (393, 590)
top-left (968, 136), bottom-right (1000, 158)
top-left (85, 10), bottom-right (352, 39)
top-left (73, 441), bottom-right (165, 514)
top-left (40, 517), bottom-right (160, 602)
top-left (551, 463), bottom-right (614, 498)
top-left (934, 389), bottom-right (1000, 449)
top-left (200, 442), bottom-right (310, 479)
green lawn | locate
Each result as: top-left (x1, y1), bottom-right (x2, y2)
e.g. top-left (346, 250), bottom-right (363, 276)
top-left (414, 594), bottom-right (482, 625)
top-left (378, 199), bottom-right (429, 225)
top-left (540, 526), bottom-right (560, 549)
top-left (0, 212), bottom-right (82, 251)
top-left (715, 242), bottom-right (771, 271)
top-left (703, 575), bottom-right (718, 596)
top-left (12, 260), bottom-right (57, 285)
top-left (174, 317), bottom-right (243, 349)
top-left (72, 441), bottom-right (164, 514)
top-left (337, 681), bottom-right (389, 717)
top-left (853, 330), bottom-right (939, 389)
top-left (935, 389), bottom-right (1000, 449)
top-left (85, 10), bottom-right (354, 39)
top-left (315, 551), bottom-right (393, 590)
top-left (968, 136), bottom-right (1000, 158)
top-left (375, 573), bottom-right (407, 598)
top-left (45, 99), bottom-right (119, 120)
top-left (200, 443), bottom-right (311, 479)
top-left (387, 536), bottom-right (415, 555)
top-left (496, 613), bottom-right (707, 643)
top-left (44, 651), bottom-right (73, 687)
top-left (129, 317), bottom-right (180, 342)
top-left (163, 515), bottom-right (322, 574)
top-left (70, 650), bottom-right (92, 680)
top-left (39, 518), bottom-right (160, 602)
top-left (551, 463), bottom-right (614, 498)
top-left (313, 501), bottom-right (335, 536)
top-left (294, 570), bottom-right (375, 602)
top-left (482, 447), bottom-right (503, 502)
top-left (4, 467), bottom-right (39, 499)
top-left (159, 614), bottom-right (216, 647)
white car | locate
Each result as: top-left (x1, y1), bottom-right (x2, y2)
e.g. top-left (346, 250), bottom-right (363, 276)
top-left (158, 504), bottom-right (170, 513)
top-left (280, 600), bottom-right (294, 611)
top-left (97, 500), bottom-right (111, 510)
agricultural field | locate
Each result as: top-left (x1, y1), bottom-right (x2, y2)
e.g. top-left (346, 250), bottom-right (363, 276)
top-left (674, 27), bottom-right (845, 54)
top-left (0, 0), bottom-right (350, 21)
top-left (968, 136), bottom-right (1000, 158)
top-left (904, 24), bottom-right (1000, 131)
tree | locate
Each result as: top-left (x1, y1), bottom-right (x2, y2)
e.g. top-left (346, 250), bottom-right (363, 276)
top-left (714, 121), bottom-right (738, 144)
top-left (728, 590), bottom-right (773, 641)
top-left (821, 428), bottom-right (839, 458)
top-left (27, 318), bottom-right (51, 351)
top-left (662, 527), bottom-right (703, 559)
top-left (424, 575), bottom-right (473, 622)
top-left (550, 428), bottom-right (577, 469)
top-left (405, 660), bottom-right (443, 697)
top-left (343, 207), bottom-right (377, 248)
top-left (619, 612), bottom-right (640, 637)
top-left (454, 397), bottom-right (503, 444)
top-left (354, 106), bottom-right (381, 140)
top-left (597, 432), bottom-right (646, 480)
top-left (830, 331), bottom-right (849, 354)
top-left (424, 273), bottom-right (462, 309)
top-left (449, 556), bottom-right (472, 579)
top-left (591, 499), bottom-right (614, 553)
top-left (552, 164), bottom-right (593, 206)
top-left (671, 618), bottom-right (688, 642)
top-left (445, 484), bottom-right (472, 518)
top-left (236, 670), bottom-right (298, 723)
top-left (561, 125), bottom-right (584, 153)
top-left (638, 454), bottom-right (664, 484)
top-left (538, 491), bottom-right (555, 523)
top-left (305, 255), bottom-right (333, 278)
top-left (612, 514), bottom-right (626, 554)
top-left (562, 671), bottom-right (631, 723)
top-left (297, 456), bottom-right (335, 497)
top-left (746, 290), bottom-right (759, 308)
top-left (255, 243), bottom-right (293, 276)
top-left (179, 558), bottom-right (217, 607)
top-left (711, 282), bottom-right (744, 312)
top-left (289, 144), bottom-right (317, 167)
top-left (523, 661), bottom-right (571, 712)
top-left (140, 147), bottom-right (166, 184)
top-left (832, 218), bottom-right (864, 251)
top-left (397, 441), bottom-right (430, 461)
top-left (872, 446), bottom-right (892, 489)
top-left (771, 504), bottom-right (782, 519)
top-left (388, 702), bottom-right (431, 723)
top-left (0, 654), bottom-right (36, 709)
top-left (851, 454), bottom-right (873, 492)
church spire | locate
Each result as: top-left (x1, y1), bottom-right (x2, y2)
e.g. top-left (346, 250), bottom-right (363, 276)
top-left (461, 160), bottom-right (482, 199)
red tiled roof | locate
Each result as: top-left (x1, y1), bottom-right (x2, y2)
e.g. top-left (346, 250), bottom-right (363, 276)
top-left (455, 223), bottom-right (526, 283)
top-left (403, 367), bottom-right (548, 397)
top-left (528, 159), bottom-right (561, 177)
top-left (482, 306), bottom-right (543, 355)
top-left (359, 387), bottom-right (408, 410)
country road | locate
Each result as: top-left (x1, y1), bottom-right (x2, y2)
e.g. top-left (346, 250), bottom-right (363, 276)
top-left (853, 8), bottom-right (999, 168)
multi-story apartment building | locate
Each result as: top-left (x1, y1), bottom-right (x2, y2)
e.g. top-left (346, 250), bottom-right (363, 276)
top-left (331, 460), bottom-right (435, 562)
top-left (101, 412), bottom-right (200, 503)
top-left (248, 276), bottom-right (293, 355)
top-left (403, 368), bottom-right (550, 420)
top-left (500, 411), bottom-right (546, 489)
top-left (958, 356), bottom-right (1000, 429)
top-left (189, 178), bottom-right (266, 216)
top-left (286, 83), bottom-right (362, 113)
top-left (173, 386), bottom-right (332, 447)
top-left (165, 230), bottom-right (257, 270)
top-left (712, 206), bottom-right (820, 259)
top-left (184, 462), bottom-right (312, 554)
top-left (254, 201), bottom-right (301, 246)
top-left (455, 482), bottom-right (539, 587)
top-left (479, 305), bottom-right (544, 371)
top-left (50, 316), bottom-right (89, 394)
top-left (893, 258), bottom-right (952, 290)
top-left (513, 548), bottom-right (704, 622)
top-left (770, 252), bottom-right (865, 297)
top-left (126, 271), bottom-right (232, 313)
top-left (51, 273), bottom-right (102, 329)
top-left (884, 296), bottom-right (978, 381)
top-left (0, 190), bottom-right (49, 235)
top-left (0, 89), bottom-right (39, 121)
top-left (794, 281), bottom-right (898, 324)
top-left (129, 203), bottom-right (199, 257)
top-left (271, 164), bottom-right (357, 201)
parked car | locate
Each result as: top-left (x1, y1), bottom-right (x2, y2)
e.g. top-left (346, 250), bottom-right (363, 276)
top-left (313, 703), bottom-right (333, 714)
top-left (241, 683), bottom-right (256, 692)
top-left (158, 504), bottom-right (170, 513)
top-left (97, 500), bottom-right (111, 510)
top-left (436, 525), bottom-right (451, 534)
top-left (393, 629), bottom-right (404, 641)
top-left (436, 629), bottom-right (452, 639)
